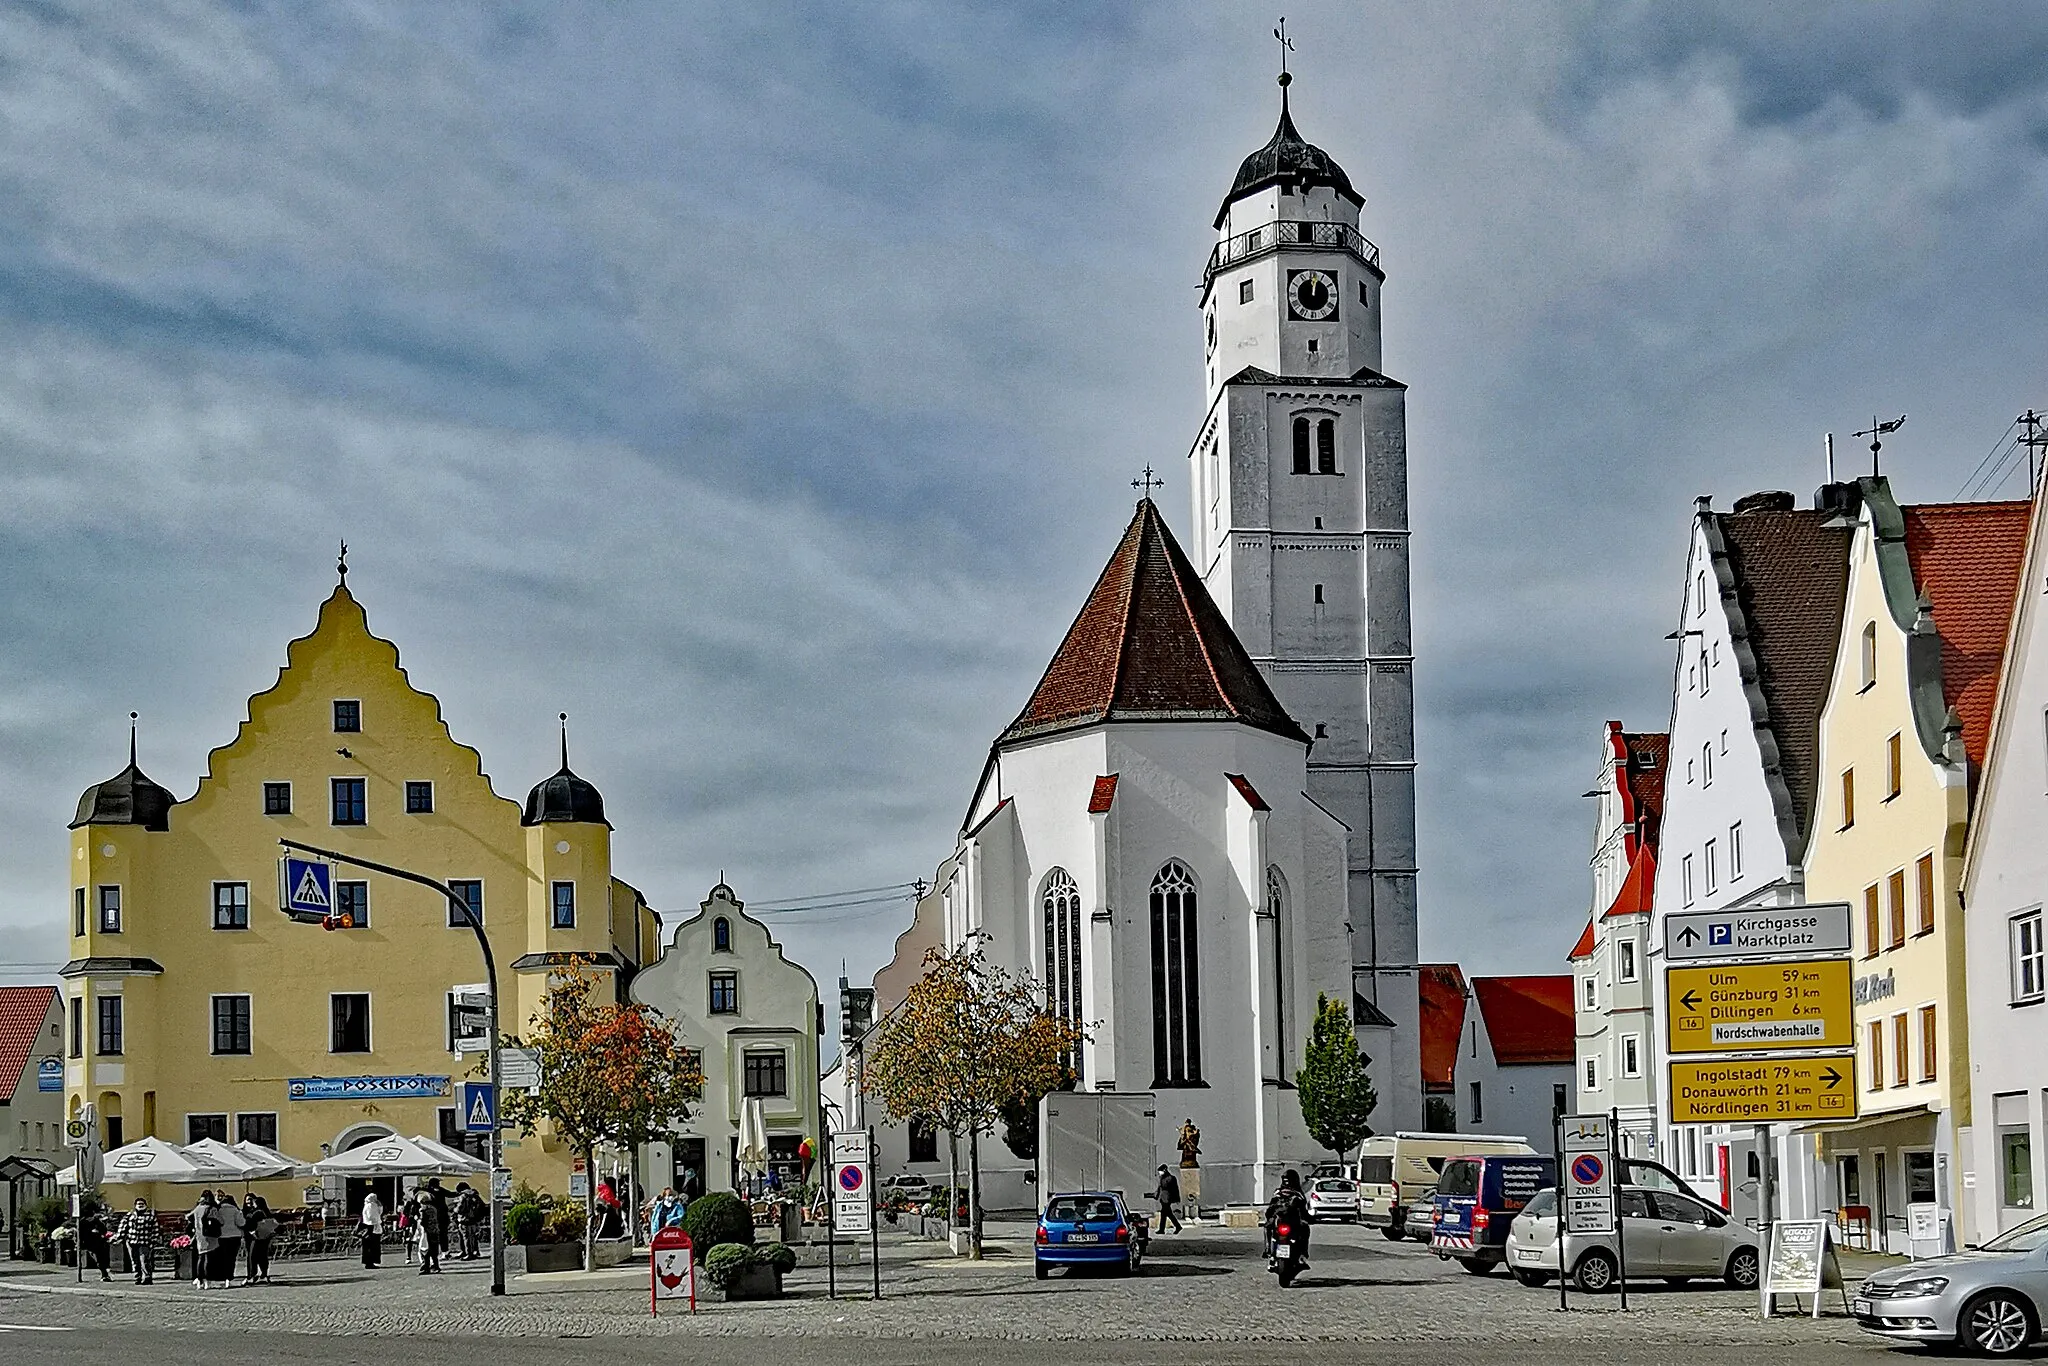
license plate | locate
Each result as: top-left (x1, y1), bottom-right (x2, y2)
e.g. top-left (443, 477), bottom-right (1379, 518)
top-left (1275, 1244), bottom-right (1292, 1259)
top-left (1852, 1298), bottom-right (1872, 1316)
top-left (1517, 1248), bottom-right (1544, 1263)
top-left (1067, 1232), bottom-right (1099, 1243)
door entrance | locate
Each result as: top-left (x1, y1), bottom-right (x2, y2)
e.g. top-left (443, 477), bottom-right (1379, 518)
top-left (671, 1138), bottom-right (706, 1200)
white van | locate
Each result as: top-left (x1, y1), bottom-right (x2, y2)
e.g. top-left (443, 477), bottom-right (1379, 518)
top-left (1355, 1132), bottom-right (1534, 1239)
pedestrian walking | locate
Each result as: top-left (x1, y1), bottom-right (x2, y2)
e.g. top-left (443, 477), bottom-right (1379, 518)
top-left (650, 1187), bottom-right (685, 1233)
top-left (212, 1188), bottom-right (245, 1286)
top-left (359, 1191), bottom-right (384, 1269)
top-left (244, 1195), bottom-right (277, 1284)
top-left (423, 1178), bottom-right (451, 1264)
top-left (117, 1198), bottom-right (159, 1284)
top-left (1154, 1164), bottom-right (1184, 1234)
top-left (397, 1191), bottom-right (417, 1263)
top-left (416, 1191), bottom-right (443, 1274)
top-left (188, 1192), bottom-right (222, 1289)
top-left (80, 1206), bottom-right (111, 1281)
top-left (454, 1184), bottom-right (483, 1260)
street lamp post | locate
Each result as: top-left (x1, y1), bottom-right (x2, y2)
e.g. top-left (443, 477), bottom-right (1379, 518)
top-left (278, 838), bottom-right (507, 1296)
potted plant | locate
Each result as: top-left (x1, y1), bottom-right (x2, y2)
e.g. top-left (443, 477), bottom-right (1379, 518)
top-left (524, 1201), bottom-right (586, 1273)
top-left (703, 1241), bottom-right (794, 1301)
top-left (169, 1234), bottom-right (196, 1281)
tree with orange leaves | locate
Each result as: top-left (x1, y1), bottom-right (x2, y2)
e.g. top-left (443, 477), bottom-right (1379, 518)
top-left (863, 941), bottom-right (1083, 1257)
top-left (501, 959), bottom-right (703, 1269)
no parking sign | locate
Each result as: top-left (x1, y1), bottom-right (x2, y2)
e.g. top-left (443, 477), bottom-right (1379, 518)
top-left (1560, 1114), bottom-right (1615, 1234)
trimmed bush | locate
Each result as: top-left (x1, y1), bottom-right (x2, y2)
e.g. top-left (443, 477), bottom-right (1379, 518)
top-left (506, 1203), bottom-right (544, 1245)
top-left (702, 1242), bottom-right (755, 1290)
top-left (540, 1201), bottom-right (586, 1245)
top-left (756, 1241), bottom-right (797, 1275)
top-left (680, 1192), bottom-right (754, 1262)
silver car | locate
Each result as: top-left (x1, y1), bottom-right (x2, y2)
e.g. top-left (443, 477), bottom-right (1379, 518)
top-left (1855, 1210), bottom-right (2048, 1356)
top-left (1504, 1187), bottom-right (1760, 1292)
top-left (1306, 1178), bottom-right (1361, 1223)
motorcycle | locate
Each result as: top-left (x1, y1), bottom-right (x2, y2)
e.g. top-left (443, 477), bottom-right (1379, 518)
top-left (1268, 1220), bottom-right (1306, 1287)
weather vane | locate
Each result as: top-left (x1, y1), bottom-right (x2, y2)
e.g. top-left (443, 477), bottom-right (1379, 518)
top-left (1274, 17), bottom-right (1294, 82)
top-left (1853, 414), bottom-right (1905, 477)
top-left (1133, 465), bottom-right (1164, 497)
top-left (337, 539), bottom-right (350, 585)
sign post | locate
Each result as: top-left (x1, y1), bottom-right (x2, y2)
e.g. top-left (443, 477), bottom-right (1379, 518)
top-left (650, 1226), bottom-right (694, 1314)
top-left (1664, 960), bottom-right (1854, 1054)
top-left (1667, 1055), bottom-right (1857, 1125)
top-left (828, 1129), bottom-right (876, 1300)
top-left (460, 1082), bottom-right (497, 1134)
top-left (1663, 903), bottom-right (1854, 962)
top-left (1560, 1114), bottom-right (1620, 1311)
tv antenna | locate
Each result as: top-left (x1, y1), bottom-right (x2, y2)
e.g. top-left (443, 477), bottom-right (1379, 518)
top-left (2020, 410), bottom-right (2048, 490)
top-left (1853, 414), bottom-right (1905, 477)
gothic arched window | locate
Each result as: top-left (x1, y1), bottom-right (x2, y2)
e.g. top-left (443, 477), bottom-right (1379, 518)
top-left (713, 917), bottom-right (731, 952)
top-left (1266, 866), bottom-right (1290, 1073)
top-left (1316, 418), bottom-right (1337, 474)
top-left (1292, 417), bottom-right (1312, 474)
top-left (1150, 861), bottom-right (1203, 1085)
top-left (1041, 869), bottom-right (1083, 1083)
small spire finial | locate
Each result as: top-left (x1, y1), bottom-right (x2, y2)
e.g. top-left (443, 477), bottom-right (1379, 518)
top-left (128, 711), bottom-right (138, 768)
top-left (337, 540), bottom-right (349, 585)
top-left (559, 712), bottom-right (570, 770)
top-left (1274, 17), bottom-right (1294, 95)
top-left (1133, 464), bottom-right (1164, 498)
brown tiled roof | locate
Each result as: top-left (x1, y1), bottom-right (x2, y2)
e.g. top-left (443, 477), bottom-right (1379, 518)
top-left (1903, 501), bottom-right (2031, 771)
top-left (1417, 963), bottom-right (1468, 1091)
top-left (1000, 500), bottom-right (1309, 746)
top-left (0, 985), bottom-right (56, 1102)
top-left (1716, 508), bottom-right (1854, 848)
top-left (1469, 975), bottom-right (1575, 1066)
top-left (1619, 732), bottom-right (1668, 848)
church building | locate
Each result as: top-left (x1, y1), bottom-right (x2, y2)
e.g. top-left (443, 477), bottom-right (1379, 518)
top-left (842, 71), bottom-right (1421, 1207)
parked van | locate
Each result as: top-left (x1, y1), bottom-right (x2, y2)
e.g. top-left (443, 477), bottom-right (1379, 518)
top-left (1429, 1154), bottom-right (1556, 1272)
top-left (1356, 1132), bottom-right (1535, 1239)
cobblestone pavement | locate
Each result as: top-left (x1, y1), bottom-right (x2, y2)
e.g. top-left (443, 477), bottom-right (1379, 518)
top-left (0, 1221), bottom-right (1889, 1351)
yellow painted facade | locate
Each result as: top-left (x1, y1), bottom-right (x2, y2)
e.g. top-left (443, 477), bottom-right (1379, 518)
top-left (61, 581), bottom-right (659, 1202)
top-left (1803, 482), bottom-right (1973, 1248)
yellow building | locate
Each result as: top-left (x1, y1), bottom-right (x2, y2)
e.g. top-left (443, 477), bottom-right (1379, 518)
top-left (61, 569), bottom-right (660, 1206)
top-left (1801, 477), bottom-right (2028, 1252)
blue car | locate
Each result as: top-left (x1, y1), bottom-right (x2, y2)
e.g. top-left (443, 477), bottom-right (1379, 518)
top-left (1035, 1191), bottom-right (1146, 1279)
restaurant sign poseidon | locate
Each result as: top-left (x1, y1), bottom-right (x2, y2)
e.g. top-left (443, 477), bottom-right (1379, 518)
top-left (288, 1075), bottom-right (452, 1101)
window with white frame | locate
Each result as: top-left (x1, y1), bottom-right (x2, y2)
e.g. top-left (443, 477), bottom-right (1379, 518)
top-left (1583, 1056), bottom-right (1599, 1090)
top-left (2013, 909), bottom-right (2045, 1003)
top-left (1620, 1034), bottom-right (1641, 1077)
top-left (1729, 822), bottom-right (1744, 881)
top-left (1705, 839), bottom-right (1719, 894)
top-left (1701, 743), bottom-right (1713, 787)
top-left (1581, 976), bottom-right (1596, 1010)
top-left (1682, 854), bottom-right (1695, 907)
top-left (1616, 938), bottom-right (1638, 984)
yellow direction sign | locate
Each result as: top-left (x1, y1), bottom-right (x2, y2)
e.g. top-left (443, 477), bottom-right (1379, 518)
top-left (1666, 958), bottom-right (1853, 1055)
top-left (1669, 1055), bottom-right (1858, 1124)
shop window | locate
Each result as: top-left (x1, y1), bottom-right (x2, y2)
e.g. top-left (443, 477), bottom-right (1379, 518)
top-left (2002, 1129), bottom-right (2034, 1210)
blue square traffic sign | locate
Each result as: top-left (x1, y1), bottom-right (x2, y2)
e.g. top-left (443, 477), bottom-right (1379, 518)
top-left (1710, 923), bottom-right (1732, 946)
top-left (281, 857), bottom-right (333, 918)
top-left (460, 1082), bottom-right (497, 1134)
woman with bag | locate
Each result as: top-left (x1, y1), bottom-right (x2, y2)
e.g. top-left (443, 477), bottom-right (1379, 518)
top-left (212, 1188), bottom-right (245, 1286)
top-left (244, 1195), bottom-right (278, 1284)
top-left (359, 1191), bottom-right (384, 1269)
top-left (188, 1192), bottom-right (221, 1289)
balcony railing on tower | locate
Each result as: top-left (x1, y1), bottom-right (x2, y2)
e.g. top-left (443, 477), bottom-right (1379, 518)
top-left (1204, 218), bottom-right (1381, 288)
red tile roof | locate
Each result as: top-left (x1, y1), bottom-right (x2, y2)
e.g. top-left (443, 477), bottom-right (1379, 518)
top-left (1417, 963), bottom-right (1468, 1091)
top-left (1001, 500), bottom-right (1309, 746)
top-left (1903, 501), bottom-right (2032, 771)
top-left (1603, 845), bottom-right (1655, 919)
top-left (1225, 772), bottom-right (1269, 811)
top-left (1470, 975), bottom-right (1575, 1066)
top-left (1567, 919), bottom-right (1596, 962)
top-left (1619, 731), bottom-right (1668, 850)
top-left (1087, 774), bottom-right (1119, 814)
top-left (0, 985), bottom-right (57, 1102)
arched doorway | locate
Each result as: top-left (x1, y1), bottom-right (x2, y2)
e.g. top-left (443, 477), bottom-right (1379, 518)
top-left (329, 1123), bottom-right (397, 1221)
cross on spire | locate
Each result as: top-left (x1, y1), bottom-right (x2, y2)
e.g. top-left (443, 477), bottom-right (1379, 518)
top-left (337, 540), bottom-right (349, 585)
top-left (1273, 16), bottom-right (1295, 94)
top-left (1133, 465), bottom-right (1165, 498)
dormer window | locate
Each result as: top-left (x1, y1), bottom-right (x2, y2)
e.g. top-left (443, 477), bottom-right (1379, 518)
top-left (714, 916), bottom-right (732, 952)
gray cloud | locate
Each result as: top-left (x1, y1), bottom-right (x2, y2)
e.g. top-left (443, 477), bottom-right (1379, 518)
top-left (4, 2), bottom-right (2048, 994)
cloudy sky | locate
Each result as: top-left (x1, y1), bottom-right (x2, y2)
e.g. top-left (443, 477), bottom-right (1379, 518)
top-left (4, 2), bottom-right (2048, 993)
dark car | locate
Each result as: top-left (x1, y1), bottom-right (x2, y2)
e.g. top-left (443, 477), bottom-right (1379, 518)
top-left (1035, 1191), bottom-right (1146, 1279)
top-left (1430, 1154), bottom-right (1556, 1273)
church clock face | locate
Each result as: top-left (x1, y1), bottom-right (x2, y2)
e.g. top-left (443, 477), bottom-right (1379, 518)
top-left (1287, 269), bottom-right (1339, 322)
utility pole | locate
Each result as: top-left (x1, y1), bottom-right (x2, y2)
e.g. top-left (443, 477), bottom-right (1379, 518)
top-left (278, 839), bottom-right (507, 1296)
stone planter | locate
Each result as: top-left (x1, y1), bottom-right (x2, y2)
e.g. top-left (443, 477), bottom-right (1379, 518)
top-left (523, 1241), bottom-right (583, 1273)
top-left (717, 1263), bottom-right (781, 1301)
top-left (174, 1246), bottom-right (197, 1280)
top-left (590, 1236), bottom-right (633, 1269)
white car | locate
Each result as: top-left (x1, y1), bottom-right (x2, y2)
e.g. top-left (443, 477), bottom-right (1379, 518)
top-left (1305, 1178), bottom-right (1360, 1223)
top-left (1503, 1186), bottom-right (1759, 1293)
top-left (880, 1173), bottom-right (932, 1196)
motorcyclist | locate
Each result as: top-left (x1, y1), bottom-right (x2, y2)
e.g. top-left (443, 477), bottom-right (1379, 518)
top-left (1264, 1168), bottom-right (1312, 1268)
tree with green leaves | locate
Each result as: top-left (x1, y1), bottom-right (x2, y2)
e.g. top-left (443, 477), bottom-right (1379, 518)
top-left (1295, 992), bottom-right (1378, 1160)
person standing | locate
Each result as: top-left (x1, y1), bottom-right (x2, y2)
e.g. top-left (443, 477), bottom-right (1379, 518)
top-left (1153, 1165), bottom-right (1185, 1234)
top-left (359, 1191), bottom-right (384, 1269)
top-left (397, 1189), bottom-right (417, 1264)
top-left (416, 1192), bottom-right (443, 1274)
top-left (650, 1187), bottom-right (684, 1234)
top-left (212, 1188), bottom-right (245, 1286)
top-left (244, 1195), bottom-right (277, 1284)
top-left (80, 1205), bottom-right (111, 1281)
top-left (118, 1198), bottom-right (159, 1284)
top-left (188, 1191), bottom-right (221, 1289)
top-left (423, 1178), bottom-right (451, 1264)
top-left (453, 1184), bottom-right (483, 1260)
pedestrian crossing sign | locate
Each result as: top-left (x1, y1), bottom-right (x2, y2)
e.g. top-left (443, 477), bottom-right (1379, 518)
top-left (460, 1081), bottom-right (497, 1134)
top-left (280, 857), bottom-right (333, 920)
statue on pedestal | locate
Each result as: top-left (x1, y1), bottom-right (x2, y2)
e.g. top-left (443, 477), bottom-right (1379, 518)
top-left (1176, 1119), bottom-right (1201, 1169)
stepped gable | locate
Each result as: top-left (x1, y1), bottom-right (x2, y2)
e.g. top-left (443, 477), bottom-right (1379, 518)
top-left (1000, 499), bottom-right (1309, 747)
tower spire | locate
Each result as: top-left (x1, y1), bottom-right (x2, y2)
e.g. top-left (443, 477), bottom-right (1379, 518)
top-left (337, 540), bottom-right (349, 586)
top-left (128, 711), bottom-right (138, 768)
top-left (559, 712), bottom-right (570, 771)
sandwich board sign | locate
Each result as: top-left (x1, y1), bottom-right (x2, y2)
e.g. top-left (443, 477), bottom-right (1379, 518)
top-left (1765, 1219), bottom-right (1846, 1318)
top-left (1560, 1114), bottom-right (1614, 1235)
top-left (649, 1226), bottom-right (695, 1314)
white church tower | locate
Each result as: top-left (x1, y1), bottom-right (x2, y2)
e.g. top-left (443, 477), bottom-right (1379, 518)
top-left (1188, 67), bottom-right (1421, 1131)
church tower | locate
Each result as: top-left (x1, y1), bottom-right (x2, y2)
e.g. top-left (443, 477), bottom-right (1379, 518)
top-left (1188, 66), bottom-right (1420, 1130)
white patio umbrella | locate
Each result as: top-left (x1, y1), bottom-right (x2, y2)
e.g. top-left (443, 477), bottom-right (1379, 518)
top-left (736, 1098), bottom-right (769, 1195)
top-left (312, 1134), bottom-right (482, 1178)
top-left (184, 1138), bottom-right (302, 1181)
top-left (407, 1136), bottom-right (488, 1175)
top-left (96, 1136), bottom-right (243, 1185)
top-left (229, 1140), bottom-right (312, 1179)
